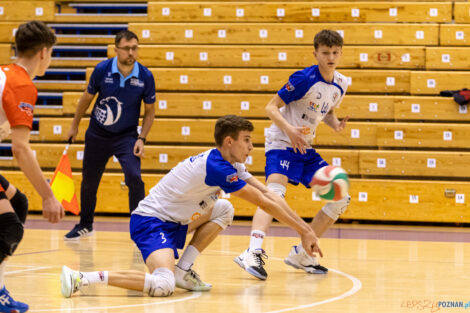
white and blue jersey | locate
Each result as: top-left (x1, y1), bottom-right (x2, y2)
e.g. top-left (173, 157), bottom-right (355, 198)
top-left (87, 57), bottom-right (156, 137)
top-left (265, 65), bottom-right (348, 152)
top-left (133, 149), bottom-right (252, 225)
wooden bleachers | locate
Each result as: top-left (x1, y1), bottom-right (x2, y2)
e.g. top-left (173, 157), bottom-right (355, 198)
top-left (4, 1), bottom-right (470, 223)
top-left (147, 2), bottom-right (452, 23)
top-left (56, 92), bottom-right (466, 122)
top-left (128, 23), bottom-right (439, 45)
top-left (84, 67), bottom-right (411, 94)
top-left (0, 1), bottom-right (55, 21)
top-left (425, 47), bottom-right (470, 70)
top-left (454, 2), bottom-right (470, 23)
top-left (0, 23), bottom-right (20, 44)
top-left (359, 150), bottom-right (470, 178)
top-left (8, 143), bottom-right (470, 180)
top-left (0, 44), bottom-right (12, 65)
top-left (376, 123), bottom-right (470, 148)
top-left (410, 71), bottom-right (470, 95)
top-left (33, 80), bottom-right (86, 91)
top-left (0, 144), bottom-right (359, 175)
top-left (6, 143), bottom-right (470, 179)
top-left (108, 44), bottom-right (426, 69)
top-left (440, 24), bottom-right (470, 46)
top-left (4, 170), bottom-right (470, 222)
top-left (34, 117), bottom-right (470, 149)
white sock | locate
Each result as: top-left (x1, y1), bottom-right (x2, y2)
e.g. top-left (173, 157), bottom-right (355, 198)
top-left (143, 273), bottom-right (152, 294)
top-left (0, 261), bottom-right (5, 289)
top-left (81, 271), bottom-right (108, 286)
top-left (177, 245), bottom-right (200, 271)
top-left (249, 230), bottom-right (266, 251)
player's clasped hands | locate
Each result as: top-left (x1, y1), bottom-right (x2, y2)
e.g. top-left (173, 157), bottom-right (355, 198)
top-left (301, 229), bottom-right (323, 258)
top-left (287, 126), bottom-right (310, 154)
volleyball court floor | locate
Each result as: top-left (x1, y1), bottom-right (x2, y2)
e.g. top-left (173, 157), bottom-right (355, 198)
top-left (5, 216), bottom-right (470, 313)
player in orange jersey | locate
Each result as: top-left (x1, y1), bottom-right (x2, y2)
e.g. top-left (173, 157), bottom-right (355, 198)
top-left (0, 21), bottom-right (64, 313)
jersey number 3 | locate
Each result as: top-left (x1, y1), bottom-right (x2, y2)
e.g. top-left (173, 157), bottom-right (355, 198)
top-left (159, 232), bottom-right (167, 244)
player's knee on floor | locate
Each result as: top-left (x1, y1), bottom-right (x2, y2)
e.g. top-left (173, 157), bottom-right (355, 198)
top-left (0, 212), bottom-right (24, 263)
top-left (10, 189), bottom-right (28, 224)
top-left (144, 268), bottom-right (175, 297)
top-left (267, 183), bottom-right (286, 198)
top-left (210, 199), bottom-right (234, 229)
top-left (321, 195), bottom-right (351, 221)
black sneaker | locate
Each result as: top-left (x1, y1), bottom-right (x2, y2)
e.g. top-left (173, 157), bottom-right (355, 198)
top-left (234, 248), bottom-right (268, 280)
top-left (64, 224), bottom-right (94, 241)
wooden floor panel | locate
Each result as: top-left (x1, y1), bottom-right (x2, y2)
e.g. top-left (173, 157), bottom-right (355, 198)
top-left (4, 222), bottom-right (470, 313)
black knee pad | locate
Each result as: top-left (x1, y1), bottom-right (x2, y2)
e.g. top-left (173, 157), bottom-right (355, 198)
top-left (0, 212), bottom-right (24, 263)
top-left (10, 189), bottom-right (28, 224)
top-left (0, 174), bottom-right (10, 191)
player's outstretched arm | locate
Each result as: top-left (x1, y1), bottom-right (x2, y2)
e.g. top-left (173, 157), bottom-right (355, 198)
top-left (67, 91), bottom-right (95, 142)
top-left (232, 181), bottom-right (322, 257)
top-left (11, 126), bottom-right (64, 223)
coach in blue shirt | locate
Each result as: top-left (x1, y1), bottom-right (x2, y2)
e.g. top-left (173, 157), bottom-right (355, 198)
top-left (64, 30), bottom-right (156, 240)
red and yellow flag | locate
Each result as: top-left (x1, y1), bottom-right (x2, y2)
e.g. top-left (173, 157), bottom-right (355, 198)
top-left (50, 151), bottom-right (79, 215)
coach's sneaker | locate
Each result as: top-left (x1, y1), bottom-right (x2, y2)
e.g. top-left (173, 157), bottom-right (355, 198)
top-left (175, 266), bottom-right (212, 291)
top-left (60, 265), bottom-right (84, 298)
top-left (234, 248), bottom-right (268, 280)
top-left (0, 286), bottom-right (29, 313)
top-left (64, 224), bottom-right (94, 241)
top-left (284, 245), bottom-right (328, 274)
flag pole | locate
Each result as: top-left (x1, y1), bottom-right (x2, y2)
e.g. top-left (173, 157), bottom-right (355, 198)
top-left (63, 137), bottom-right (72, 155)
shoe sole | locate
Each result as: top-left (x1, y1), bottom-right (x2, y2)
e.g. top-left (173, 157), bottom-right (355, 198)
top-left (64, 230), bottom-right (95, 241)
top-left (60, 266), bottom-right (73, 298)
top-left (284, 259), bottom-right (328, 274)
top-left (233, 257), bottom-right (267, 281)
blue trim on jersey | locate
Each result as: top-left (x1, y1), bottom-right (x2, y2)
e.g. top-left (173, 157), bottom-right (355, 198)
top-left (130, 214), bottom-right (188, 261)
top-left (111, 57), bottom-right (140, 87)
top-left (265, 148), bottom-right (328, 188)
top-left (204, 149), bottom-right (247, 194)
top-left (278, 65), bottom-right (344, 105)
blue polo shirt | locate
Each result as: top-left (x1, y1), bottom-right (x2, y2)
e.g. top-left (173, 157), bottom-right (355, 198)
top-left (87, 57), bottom-right (156, 137)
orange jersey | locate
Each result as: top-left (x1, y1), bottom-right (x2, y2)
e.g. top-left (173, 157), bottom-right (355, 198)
top-left (0, 64), bottom-right (36, 139)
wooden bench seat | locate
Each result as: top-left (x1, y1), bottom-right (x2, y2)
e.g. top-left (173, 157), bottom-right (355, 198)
top-left (129, 23), bottom-right (439, 45)
top-left (86, 67), bottom-right (411, 94)
top-left (36, 118), bottom-right (470, 149)
top-left (376, 122), bottom-right (470, 148)
top-left (4, 170), bottom-right (469, 222)
top-left (440, 25), bottom-right (470, 46)
top-left (410, 71), bottom-right (470, 95)
top-left (425, 47), bottom-right (470, 70)
top-left (109, 44), bottom-right (425, 69)
top-left (147, 2), bottom-right (451, 23)
top-left (454, 3), bottom-right (470, 23)
top-left (0, 1), bottom-right (54, 21)
top-left (5, 143), bottom-right (470, 178)
top-left (0, 143), bottom-right (359, 175)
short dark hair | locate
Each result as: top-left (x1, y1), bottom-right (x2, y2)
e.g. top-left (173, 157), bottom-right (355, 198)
top-left (314, 29), bottom-right (343, 50)
top-left (115, 30), bottom-right (139, 46)
top-left (214, 115), bottom-right (254, 146)
top-left (15, 21), bottom-right (56, 57)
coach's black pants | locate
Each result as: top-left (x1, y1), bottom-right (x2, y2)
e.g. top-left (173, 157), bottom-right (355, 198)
top-left (79, 130), bottom-right (145, 227)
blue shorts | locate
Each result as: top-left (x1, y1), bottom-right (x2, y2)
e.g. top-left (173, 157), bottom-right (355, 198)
top-left (130, 214), bottom-right (188, 262)
top-left (265, 148), bottom-right (328, 188)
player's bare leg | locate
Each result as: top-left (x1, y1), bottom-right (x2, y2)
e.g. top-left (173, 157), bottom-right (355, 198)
top-left (285, 177), bottom-right (350, 274)
top-left (235, 174), bottom-right (286, 280)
